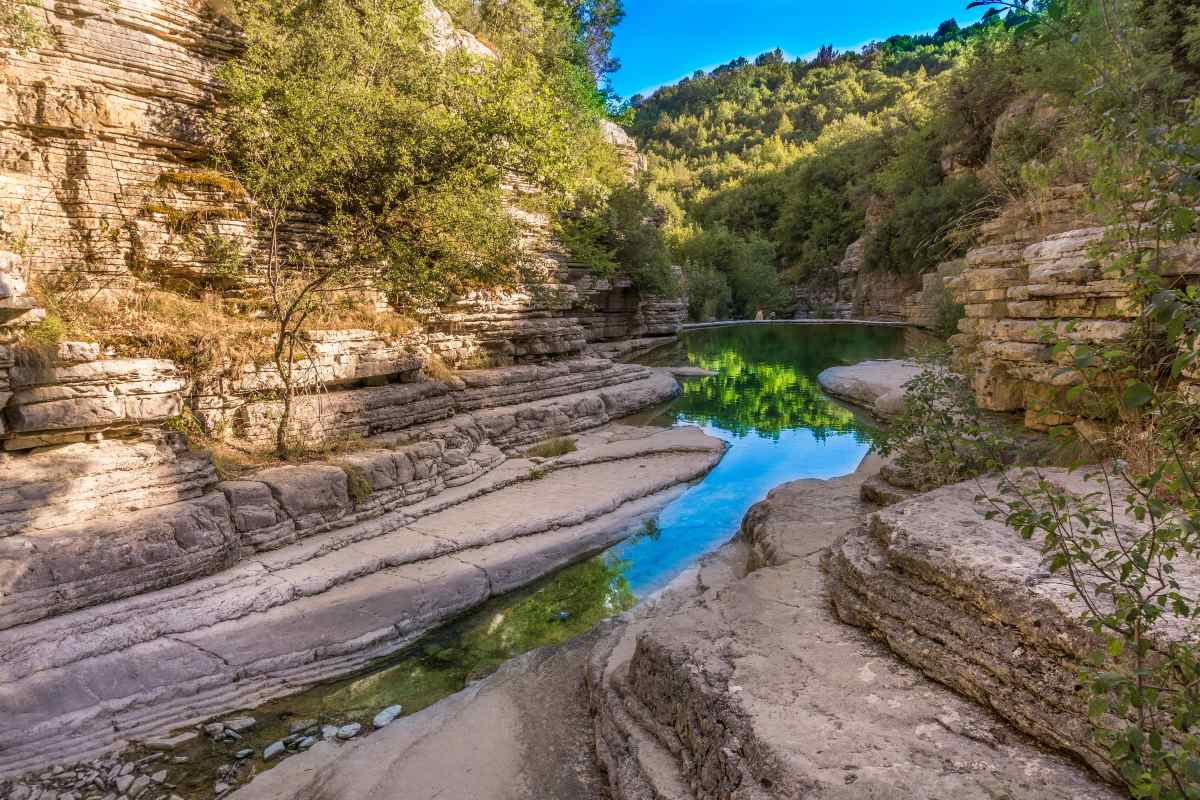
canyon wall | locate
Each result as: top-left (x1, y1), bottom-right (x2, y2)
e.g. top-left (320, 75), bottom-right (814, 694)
top-left (947, 186), bottom-right (1200, 429)
top-left (0, 0), bottom-right (685, 452)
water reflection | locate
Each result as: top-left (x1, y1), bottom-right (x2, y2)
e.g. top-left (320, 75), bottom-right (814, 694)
top-left (612, 324), bottom-right (909, 594)
top-left (216, 324), bottom-right (909, 770)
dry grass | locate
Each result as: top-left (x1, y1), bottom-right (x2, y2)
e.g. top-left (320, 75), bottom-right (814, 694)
top-left (523, 436), bottom-right (577, 459)
top-left (156, 169), bottom-right (246, 198)
top-left (24, 279), bottom-right (419, 378)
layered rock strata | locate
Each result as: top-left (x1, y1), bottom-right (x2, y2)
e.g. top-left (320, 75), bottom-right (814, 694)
top-left (825, 469), bottom-right (1195, 784)
top-left (0, 362), bottom-right (680, 630)
top-left (0, 422), bottom-right (725, 778)
top-left (587, 467), bottom-right (1121, 799)
top-left (946, 187), bottom-right (1200, 427)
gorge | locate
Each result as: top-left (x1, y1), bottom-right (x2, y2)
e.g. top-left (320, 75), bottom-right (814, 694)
top-left (2, 0), bottom-right (1200, 799)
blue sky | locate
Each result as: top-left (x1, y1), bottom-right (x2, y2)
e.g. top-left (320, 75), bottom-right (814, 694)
top-left (610, 0), bottom-right (987, 99)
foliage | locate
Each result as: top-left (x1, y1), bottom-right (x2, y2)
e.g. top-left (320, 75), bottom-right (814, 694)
top-left (558, 182), bottom-right (677, 294)
top-left (682, 260), bottom-right (732, 322)
top-left (870, 351), bottom-right (1022, 490)
top-left (212, 0), bottom-right (614, 455)
top-left (0, 0), bottom-right (48, 52)
top-left (675, 226), bottom-right (784, 318)
top-left (930, 283), bottom-right (967, 340)
top-left (863, 174), bottom-right (989, 275)
top-left (628, 11), bottom-right (1028, 318)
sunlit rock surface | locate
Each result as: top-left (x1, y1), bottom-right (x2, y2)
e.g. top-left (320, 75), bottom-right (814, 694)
top-left (0, 422), bottom-right (724, 777)
top-left (587, 468), bottom-right (1121, 800)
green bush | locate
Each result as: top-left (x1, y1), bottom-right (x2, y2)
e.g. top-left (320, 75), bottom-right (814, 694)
top-left (558, 183), bottom-right (677, 295)
top-left (676, 226), bottom-right (784, 318)
top-left (863, 175), bottom-right (989, 275)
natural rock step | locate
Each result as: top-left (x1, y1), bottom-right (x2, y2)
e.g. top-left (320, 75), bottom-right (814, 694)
top-left (0, 425), bottom-right (725, 777)
top-left (825, 470), bottom-right (1200, 785)
top-left (590, 470), bottom-right (1122, 800)
top-left (0, 370), bottom-right (681, 631)
top-left (590, 622), bottom-right (696, 800)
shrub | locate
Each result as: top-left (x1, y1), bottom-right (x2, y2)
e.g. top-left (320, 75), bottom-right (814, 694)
top-left (863, 175), bottom-right (989, 275)
top-left (870, 351), bottom-right (1021, 491)
top-left (524, 437), bottom-right (578, 459)
top-left (559, 183), bottom-right (677, 295)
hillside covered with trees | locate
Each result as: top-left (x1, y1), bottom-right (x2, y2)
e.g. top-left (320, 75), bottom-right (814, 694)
top-left (626, 0), bottom-right (1200, 321)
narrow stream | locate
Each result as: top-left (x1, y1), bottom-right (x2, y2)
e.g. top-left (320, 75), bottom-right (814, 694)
top-left (157, 323), bottom-right (917, 796)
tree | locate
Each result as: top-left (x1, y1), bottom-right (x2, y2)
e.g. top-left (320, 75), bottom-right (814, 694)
top-left (213, 0), bottom-right (592, 456)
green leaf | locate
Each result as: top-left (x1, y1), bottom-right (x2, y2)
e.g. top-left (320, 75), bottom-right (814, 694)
top-left (1123, 382), bottom-right (1154, 410)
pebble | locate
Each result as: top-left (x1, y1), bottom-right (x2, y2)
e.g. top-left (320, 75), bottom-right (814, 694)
top-left (115, 775), bottom-right (134, 794)
top-left (128, 775), bottom-right (149, 797)
top-left (223, 716), bottom-right (257, 733)
top-left (262, 741), bottom-right (286, 761)
top-left (372, 705), bottom-right (403, 729)
top-left (335, 723), bottom-right (362, 740)
top-left (297, 736), bottom-right (317, 750)
top-left (150, 770), bottom-right (167, 784)
top-left (320, 725), bottom-right (338, 740)
top-left (234, 749), bottom-right (255, 760)
top-left (214, 782), bottom-right (230, 797)
top-left (288, 718), bottom-right (317, 735)
top-left (202, 723), bottom-right (225, 739)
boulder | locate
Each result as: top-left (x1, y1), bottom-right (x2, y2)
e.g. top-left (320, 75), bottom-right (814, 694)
top-left (816, 359), bottom-right (924, 418)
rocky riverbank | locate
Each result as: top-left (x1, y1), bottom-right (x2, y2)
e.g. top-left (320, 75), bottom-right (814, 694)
top-left (0, 358), bottom-right (727, 790)
top-left (586, 462), bottom-right (1120, 799)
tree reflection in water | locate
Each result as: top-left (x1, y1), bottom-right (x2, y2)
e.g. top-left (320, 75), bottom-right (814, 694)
top-left (647, 324), bottom-right (910, 441)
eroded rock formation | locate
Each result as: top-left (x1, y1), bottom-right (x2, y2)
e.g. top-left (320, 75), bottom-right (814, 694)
top-left (586, 468), bottom-right (1121, 799)
top-left (0, 420), bottom-right (724, 776)
top-left (825, 469), bottom-right (1200, 785)
top-left (946, 187), bottom-right (1200, 428)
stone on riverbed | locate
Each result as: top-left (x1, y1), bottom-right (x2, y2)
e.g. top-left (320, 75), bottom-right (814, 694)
top-left (817, 358), bottom-right (924, 418)
top-left (372, 705), bottom-right (403, 729)
top-left (336, 724), bottom-right (362, 740)
top-left (262, 742), bottom-right (285, 761)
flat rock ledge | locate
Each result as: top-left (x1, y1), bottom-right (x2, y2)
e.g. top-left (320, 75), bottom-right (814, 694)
top-left (588, 467), bottom-right (1121, 799)
top-left (0, 423), bottom-right (725, 779)
top-left (816, 359), bottom-right (923, 418)
top-left (825, 470), bottom-right (1199, 784)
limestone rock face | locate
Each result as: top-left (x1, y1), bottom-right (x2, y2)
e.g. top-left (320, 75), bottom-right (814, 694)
top-left (4, 357), bottom-right (185, 449)
top-left (944, 186), bottom-right (1197, 427)
top-left (792, 236), bottom-right (927, 322)
top-left (824, 470), bottom-right (1200, 783)
top-left (588, 472), bottom-right (1121, 800)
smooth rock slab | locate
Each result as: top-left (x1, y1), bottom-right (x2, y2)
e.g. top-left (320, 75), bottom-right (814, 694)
top-left (590, 468), bottom-right (1122, 800)
top-left (0, 426), bottom-right (725, 778)
top-left (817, 359), bottom-right (924, 418)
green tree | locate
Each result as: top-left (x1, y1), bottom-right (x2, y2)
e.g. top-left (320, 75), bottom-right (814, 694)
top-left (212, 0), bottom-right (595, 455)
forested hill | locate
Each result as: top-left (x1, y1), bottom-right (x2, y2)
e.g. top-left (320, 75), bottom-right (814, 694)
top-left (626, 2), bottom-right (1199, 322)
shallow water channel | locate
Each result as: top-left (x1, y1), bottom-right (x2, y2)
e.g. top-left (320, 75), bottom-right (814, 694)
top-left (160, 323), bottom-right (915, 796)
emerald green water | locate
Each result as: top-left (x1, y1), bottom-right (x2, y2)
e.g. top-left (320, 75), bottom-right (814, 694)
top-left (160, 323), bottom-right (912, 796)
